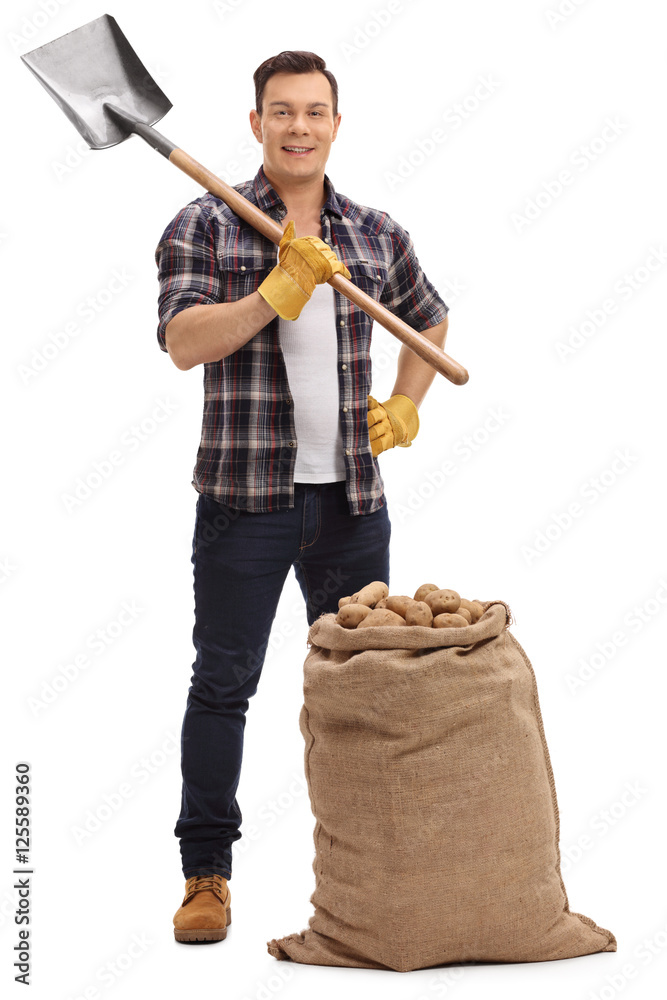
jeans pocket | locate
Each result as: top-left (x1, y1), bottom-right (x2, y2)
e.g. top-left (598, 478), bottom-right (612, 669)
top-left (196, 493), bottom-right (242, 552)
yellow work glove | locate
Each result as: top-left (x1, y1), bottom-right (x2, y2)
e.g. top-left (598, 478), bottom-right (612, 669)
top-left (258, 220), bottom-right (351, 321)
top-left (367, 394), bottom-right (420, 458)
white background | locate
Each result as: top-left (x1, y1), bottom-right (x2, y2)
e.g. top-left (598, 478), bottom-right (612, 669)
top-left (3, 0), bottom-right (666, 997)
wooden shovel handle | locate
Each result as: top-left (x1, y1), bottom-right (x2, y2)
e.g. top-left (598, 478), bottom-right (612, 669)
top-left (169, 148), bottom-right (468, 386)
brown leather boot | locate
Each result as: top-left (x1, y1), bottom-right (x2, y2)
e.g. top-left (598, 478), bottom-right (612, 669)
top-left (173, 874), bottom-right (232, 943)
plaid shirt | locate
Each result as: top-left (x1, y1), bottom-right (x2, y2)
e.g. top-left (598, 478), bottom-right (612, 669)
top-left (155, 165), bottom-right (448, 515)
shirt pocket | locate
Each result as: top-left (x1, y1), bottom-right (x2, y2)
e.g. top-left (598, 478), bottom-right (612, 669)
top-left (345, 258), bottom-right (389, 303)
top-left (216, 245), bottom-right (276, 302)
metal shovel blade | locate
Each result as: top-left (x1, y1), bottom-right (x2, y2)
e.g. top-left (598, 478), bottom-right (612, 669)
top-left (21, 13), bottom-right (171, 149)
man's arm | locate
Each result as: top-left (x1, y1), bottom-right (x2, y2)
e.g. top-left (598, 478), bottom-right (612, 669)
top-left (165, 292), bottom-right (277, 371)
top-left (389, 314), bottom-right (449, 408)
top-left (164, 221), bottom-right (349, 371)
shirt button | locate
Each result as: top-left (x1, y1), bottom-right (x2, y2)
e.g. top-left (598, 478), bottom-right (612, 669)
top-left (240, 265), bottom-right (246, 271)
top-left (341, 364), bottom-right (347, 370)
top-left (342, 406), bottom-right (348, 413)
top-left (345, 449), bottom-right (351, 456)
top-left (288, 441), bottom-right (296, 448)
top-left (339, 320), bottom-right (345, 327)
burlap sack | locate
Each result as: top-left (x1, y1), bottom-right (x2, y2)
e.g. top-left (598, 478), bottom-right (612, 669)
top-left (267, 601), bottom-right (616, 972)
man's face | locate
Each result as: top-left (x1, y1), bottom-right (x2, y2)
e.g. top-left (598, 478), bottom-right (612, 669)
top-left (249, 71), bottom-right (341, 189)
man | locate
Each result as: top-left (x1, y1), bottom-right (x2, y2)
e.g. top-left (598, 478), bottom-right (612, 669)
top-left (156, 50), bottom-right (449, 944)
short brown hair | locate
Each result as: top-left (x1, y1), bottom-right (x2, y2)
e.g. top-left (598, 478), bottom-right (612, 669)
top-left (253, 51), bottom-right (339, 117)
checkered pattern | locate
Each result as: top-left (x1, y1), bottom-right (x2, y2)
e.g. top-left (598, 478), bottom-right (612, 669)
top-left (155, 165), bottom-right (448, 514)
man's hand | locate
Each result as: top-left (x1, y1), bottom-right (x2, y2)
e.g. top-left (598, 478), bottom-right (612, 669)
top-left (258, 221), bottom-right (350, 321)
top-left (367, 394), bottom-right (419, 458)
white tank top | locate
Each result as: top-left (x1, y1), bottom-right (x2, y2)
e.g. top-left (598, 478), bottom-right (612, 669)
top-left (277, 280), bottom-right (347, 483)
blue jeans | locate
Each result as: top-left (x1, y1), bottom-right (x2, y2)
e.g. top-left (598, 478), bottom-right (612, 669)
top-left (174, 482), bottom-right (391, 879)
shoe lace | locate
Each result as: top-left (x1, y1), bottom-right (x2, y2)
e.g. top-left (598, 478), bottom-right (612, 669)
top-left (183, 874), bottom-right (227, 904)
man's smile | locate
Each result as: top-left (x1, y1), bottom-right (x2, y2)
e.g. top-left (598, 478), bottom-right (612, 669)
top-left (282, 145), bottom-right (314, 156)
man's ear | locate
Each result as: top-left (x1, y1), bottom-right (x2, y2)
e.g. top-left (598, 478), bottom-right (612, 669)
top-left (332, 112), bottom-right (342, 142)
top-left (249, 109), bottom-right (263, 143)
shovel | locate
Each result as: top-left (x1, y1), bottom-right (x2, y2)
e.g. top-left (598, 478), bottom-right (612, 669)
top-left (21, 14), bottom-right (468, 385)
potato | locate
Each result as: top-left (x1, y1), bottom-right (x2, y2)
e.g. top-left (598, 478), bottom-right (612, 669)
top-left (404, 601), bottom-right (433, 627)
top-left (356, 608), bottom-right (407, 628)
top-left (469, 601), bottom-right (484, 623)
top-left (433, 613), bottom-right (469, 629)
top-left (424, 589), bottom-right (461, 616)
top-left (375, 597), bottom-right (389, 609)
top-left (385, 595), bottom-right (414, 618)
top-left (338, 595), bottom-right (353, 609)
top-left (458, 598), bottom-right (484, 624)
top-left (454, 606), bottom-right (472, 624)
top-left (413, 583), bottom-right (440, 603)
top-left (350, 581), bottom-right (389, 609)
top-left (335, 604), bottom-right (371, 628)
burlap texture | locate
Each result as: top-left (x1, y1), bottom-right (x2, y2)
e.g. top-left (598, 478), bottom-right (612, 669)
top-left (267, 601), bottom-right (616, 972)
